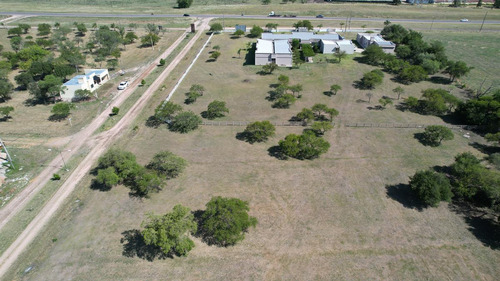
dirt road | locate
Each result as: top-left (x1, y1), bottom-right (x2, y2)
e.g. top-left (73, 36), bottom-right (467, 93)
top-left (0, 18), bottom-right (212, 278)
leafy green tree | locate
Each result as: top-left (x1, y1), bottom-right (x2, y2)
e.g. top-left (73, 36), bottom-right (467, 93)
top-left (10, 36), bottom-right (22, 53)
top-left (200, 197), bottom-right (257, 246)
top-left (141, 33), bottom-right (160, 47)
top-left (38, 23), bottom-right (52, 36)
top-left (0, 79), bottom-right (14, 102)
top-left (33, 74), bottom-right (64, 102)
top-left (18, 24), bottom-right (31, 34)
top-left (381, 24), bottom-right (409, 44)
top-left (209, 23), bottom-right (223, 34)
top-left (0, 106), bottom-right (14, 119)
top-left (392, 86), bottom-right (404, 100)
top-left (210, 51), bottom-right (221, 60)
top-left (124, 31), bottom-right (138, 44)
top-left (409, 170), bottom-right (452, 207)
top-left (262, 0), bottom-right (271, 4)
top-left (147, 151), bottom-right (187, 179)
top-left (233, 29), bottom-right (245, 37)
top-left (111, 106), bottom-right (120, 115)
top-left (273, 94), bottom-right (296, 108)
top-left (450, 152), bottom-right (485, 199)
top-left (360, 69), bottom-right (384, 89)
top-left (311, 121), bottom-right (333, 135)
top-left (361, 45), bottom-right (386, 65)
top-left (170, 111), bottom-right (202, 133)
top-left (296, 108), bottom-right (315, 123)
top-left (329, 84), bottom-right (341, 96)
top-left (249, 25), bottom-right (264, 38)
top-left (154, 101), bottom-right (182, 122)
top-left (420, 88), bottom-right (458, 115)
top-left (262, 62), bottom-right (278, 74)
top-left (334, 50), bottom-right (347, 63)
top-left (288, 84), bottom-right (303, 98)
top-left (421, 59), bottom-right (441, 75)
top-left (130, 169), bottom-right (163, 196)
top-left (398, 65), bottom-right (427, 84)
top-left (278, 131), bottom-right (330, 159)
top-left (73, 89), bottom-right (92, 101)
top-left (278, 74), bottom-right (289, 86)
top-left (206, 100), bottom-right (229, 119)
top-left (8, 27), bottom-right (23, 37)
top-left (293, 20), bottom-right (313, 31)
top-left (95, 167), bottom-right (120, 188)
top-left (379, 97), bottom-right (393, 109)
top-left (51, 102), bottom-right (74, 119)
top-left (185, 91), bottom-right (201, 104)
top-left (421, 125), bottom-right (454, 146)
top-left (241, 121), bottom-right (276, 143)
top-left (265, 23), bottom-right (278, 32)
top-left (141, 205), bottom-right (197, 256)
top-left (445, 60), bottom-right (472, 82)
top-left (14, 72), bottom-right (33, 90)
top-left (60, 43), bottom-right (86, 73)
top-left (76, 23), bottom-right (87, 36)
top-left (301, 44), bottom-right (315, 57)
top-left (53, 64), bottom-right (76, 80)
top-left (177, 0), bottom-right (193, 8)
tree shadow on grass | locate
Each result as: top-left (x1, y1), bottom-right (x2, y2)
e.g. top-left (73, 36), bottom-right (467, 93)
top-left (235, 131), bottom-right (254, 144)
top-left (429, 76), bottom-right (452, 85)
top-left (89, 179), bottom-right (111, 192)
top-left (448, 201), bottom-right (500, 250)
top-left (469, 142), bottom-right (500, 155)
top-left (385, 184), bottom-right (425, 211)
top-left (48, 114), bottom-right (68, 122)
top-left (120, 229), bottom-right (170, 261)
top-left (267, 145), bottom-right (288, 160)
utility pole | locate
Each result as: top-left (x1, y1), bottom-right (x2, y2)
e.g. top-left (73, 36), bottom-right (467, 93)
top-left (479, 10), bottom-right (489, 32)
top-left (430, 18), bottom-right (434, 31)
top-left (0, 137), bottom-right (14, 168)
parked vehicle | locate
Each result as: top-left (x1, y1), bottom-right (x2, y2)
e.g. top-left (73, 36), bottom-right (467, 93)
top-left (316, 15), bottom-right (324, 18)
top-left (117, 81), bottom-right (129, 90)
top-left (460, 18), bottom-right (469, 22)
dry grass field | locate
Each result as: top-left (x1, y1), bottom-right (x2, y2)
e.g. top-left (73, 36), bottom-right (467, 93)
top-left (4, 32), bottom-right (499, 280)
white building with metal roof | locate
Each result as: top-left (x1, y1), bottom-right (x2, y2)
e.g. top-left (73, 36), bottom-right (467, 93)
top-left (255, 39), bottom-right (292, 67)
top-left (356, 33), bottom-right (396, 54)
top-left (61, 69), bottom-right (109, 102)
top-left (319, 39), bottom-right (355, 54)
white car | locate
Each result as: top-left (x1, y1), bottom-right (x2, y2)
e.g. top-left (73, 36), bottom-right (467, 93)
top-left (460, 18), bottom-right (469, 22)
top-left (117, 81), bottom-right (129, 90)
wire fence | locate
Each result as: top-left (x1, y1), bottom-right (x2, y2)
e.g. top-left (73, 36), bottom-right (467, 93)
top-left (343, 122), bottom-right (478, 130)
top-left (202, 121), bottom-right (316, 127)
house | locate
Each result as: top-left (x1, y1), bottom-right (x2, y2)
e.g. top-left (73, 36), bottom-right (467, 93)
top-left (356, 33), bottom-right (396, 54)
top-left (61, 69), bottom-right (109, 101)
top-left (255, 39), bottom-right (292, 67)
top-left (319, 39), bottom-right (355, 54)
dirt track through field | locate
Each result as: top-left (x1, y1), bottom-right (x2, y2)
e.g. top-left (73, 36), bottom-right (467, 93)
top-left (0, 18), bottom-right (212, 278)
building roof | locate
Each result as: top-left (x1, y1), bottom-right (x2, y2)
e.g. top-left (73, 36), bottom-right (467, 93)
top-left (274, 40), bottom-right (291, 54)
top-left (336, 40), bottom-right (353, 46)
top-left (84, 69), bottom-right (107, 76)
top-left (64, 75), bottom-right (86, 86)
top-left (256, 39), bottom-right (274, 54)
top-left (64, 69), bottom-right (108, 87)
top-left (321, 40), bottom-right (337, 45)
top-left (262, 32), bottom-right (342, 41)
top-left (357, 33), bottom-right (395, 47)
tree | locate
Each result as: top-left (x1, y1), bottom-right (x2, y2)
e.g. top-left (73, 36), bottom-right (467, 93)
top-left (301, 44), bottom-right (315, 58)
top-left (111, 106), bottom-right (120, 115)
top-left (360, 69), bottom-right (384, 89)
top-left (293, 20), bottom-right (313, 31)
top-left (273, 94), bottom-right (296, 108)
top-left (265, 23), bottom-right (278, 32)
top-left (262, 0), bottom-right (271, 4)
top-left (278, 74), bottom-right (289, 86)
top-left (0, 79), bottom-right (14, 102)
top-left (445, 60), bottom-right (472, 82)
top-left (206, 100), bottom-right (229, 119)
top-left (10, 36), bottom-right (22, 53)
top-left (60, 43), bottom-right (86, 73)
top-left (73, 89), bottom-right (92, 102)
top-left (241, 121), bottom-right (276, 143)
top-left (177, 0), bottom-right (193, 8)
top-left (288, 84), bottom-right (303, 98)
top-left (0, 106), bottom-right (14, 119)
top-left (200, 197), bottom-right (257, 247)
top-left (76, 23), bottom-right (87, 36)
top-left (392, 86), bottom-right (404, 100)
top-left (278, 131), bottom-right (330, 160)
top-left (450, 152), bottom-right (485, 199)
top-left (421, 125), bottom-right (454, 146)
top-left (210, 51), bottom-right (221, 61)
top-left (147, 151), bottom-right (187, 179)
top-left (170, 111), bottom-right (202, 133)
top-left (209, 23), bottom-right (223, 34)
top-left (124, 31), bottom-right (138, 44)
top-left (38, 23), bottom-right (52, 36)
top-left (262, 63), bottom-right (278, 74)
top-left (159, 58), bottom-right (166, 66)
top-left (361, 45), bottom-right (386, 65)
top-left (141, 33), bottom-right (160, 47)
top-left (95, 167), bottom-right (120, 189)
top-left (334, 50), bottom-right (347, 63)
top-left (330, 84), bottom-right (341, 96)
top-left (154, 101), bottom-right (182, 122)
top-left (379, 97), bottom-right (393, 109)
top-left (141, 205), bottom-right (197, 256)
top-left (8, 27), bottom-right (23, 37)
top-left (51, 102), bottom-right (74, 119)
top-left (420, 88), bottom-right (457, 115)
top-left (311, 121), bottom-right (333, 135)
top-left (35, 74), bottom-right (64, 102)
top-left (233, 29), bottom-right (245, 37)
top-left (249, 25), bottom-right (264, 38)
top-left (409, 170), bottom-right (452, 207)
top-left (398, 65), bottom-right (427, 84)
top-left (18, 23), bottom-right (30, 34)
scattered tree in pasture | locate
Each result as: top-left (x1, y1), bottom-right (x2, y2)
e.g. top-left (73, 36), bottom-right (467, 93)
top-left (141, 205), bottom-right (197, 256)
top-left (159, 58), bottom-right (166, 66)
top-left (8, 27), bottom-right (23, 37)
top-left (147, 151), bottom-right (187, 179)
top-left (76, 23), bottom-right (87, 36)
top-left (398, 65), bottom-right (427, 84)
top-left (210, 51), bottom-right (221, 61)
top-left (288, 84), bottom-right (303, 98)
top-left (445, 60), bottom-right (472, 82)
top-left (360, 69), bottom-right (384, 89)
top-left (51, 102), bottom-right (74, 119)
top-left (200, 197), bottom-right (257, 247)
top-left (278, 131), bottom-right (330, 160)
top-left (124, 31), bottom-right (138, 44)
top-left (410, 170), bottom-right (452, 207)
top-left (177, 0), bottom-right (194, 8)
top-left (210, 23), bottom-right (223, 33)
top-left (241, 121), bottom-right (276, 143)
top-left (311, 121), bottom-right (333, 135)
top-left (330, 84), bottom-right (341, 96)
top-left (334, 50), bottom-right (347, 63)
top-left (249, 25), bottom-right (264, 38)
top-left (421, 125), bottom-right (454, 147)
top-left (392, 86), bottom-right (405, 100)
top-left (379, 97), bottom-right (393, 109)
top-left (296, 108), bottom-right (315, 123)
top-left (10, 36), bottom-right (22, 53)
top-left (170, 111), bottom-right (202, 133)
top-left (206, 100), bottom-right (229, 119)
top-left (18, 24), bottom-right (31, 34)
top-left (0, 106), bottom-right (14, 119)
top-left (233, 29), bottom-right (245, 37)
top-left (96, 167), bottom-right (120, 189)
top-left (278, 74), bottom-right (289, 86)
top-left (154, 101), bottom-right (182, 122)
top-left (262, 63), bottom-right (278, 74)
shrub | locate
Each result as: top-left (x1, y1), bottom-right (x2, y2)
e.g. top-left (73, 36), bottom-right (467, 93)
top-left (409, 170), bottom-right (452, 207)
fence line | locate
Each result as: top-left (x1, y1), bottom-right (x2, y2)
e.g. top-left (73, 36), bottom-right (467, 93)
top-left (201, 121), bottom-right (316, 127)
top-left (343, 122), bottom-right (477, 130)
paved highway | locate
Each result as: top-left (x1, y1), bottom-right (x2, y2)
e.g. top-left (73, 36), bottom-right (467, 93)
top-left (0, 11), bottom-right (499, 24)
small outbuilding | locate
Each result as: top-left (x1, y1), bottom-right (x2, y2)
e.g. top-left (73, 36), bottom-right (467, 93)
top-left (356, 33), bottom-right (396, 54)
top-left (235, 24), bottom-right (247, 32)
top-left (61, 69), bottom-right (109, 102)
top-left (319, 39), bottom-right (355, 54)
